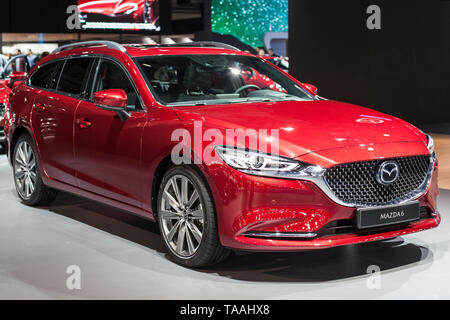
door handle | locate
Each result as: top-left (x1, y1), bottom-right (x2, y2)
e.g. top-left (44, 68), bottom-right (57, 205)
top-left (76, 117), bottom-right (92, 129)
top-left (33, 103), bottom-right (46, 113)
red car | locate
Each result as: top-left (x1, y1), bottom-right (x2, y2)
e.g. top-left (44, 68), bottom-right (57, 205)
top-left (6, 41), bottom-right (440, 267)
top-left (0, 87), bottom-right (8, 149)
top-left (0, 54), bottom-right (30, 150)
top-left (78, 0), bottom-right (159, 24)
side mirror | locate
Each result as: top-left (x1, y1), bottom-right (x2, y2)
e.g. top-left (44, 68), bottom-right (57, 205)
top-left (10, 71), bottom-right (27, 81)
top-left (302, 83), bottom-right (318, 95)
top-left (93, 89), bottom-right (130, 121)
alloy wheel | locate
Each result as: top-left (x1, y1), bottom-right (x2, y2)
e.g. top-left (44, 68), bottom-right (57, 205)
top-left (160, 175), bottom-right (205, 258)
top-left (14, 141), bottom-right (37, 200)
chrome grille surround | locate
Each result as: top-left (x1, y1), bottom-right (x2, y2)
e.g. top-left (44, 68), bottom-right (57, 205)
top-left (323, 154), bottom-right (435, 207)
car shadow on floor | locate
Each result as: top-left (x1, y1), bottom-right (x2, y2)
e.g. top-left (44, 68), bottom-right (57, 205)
top-left (201, 239), bottom-right (430, 282)
top-left (43, 191), bottom-right (167, 255)
top-left (44, 191), bottom-right (431, 283)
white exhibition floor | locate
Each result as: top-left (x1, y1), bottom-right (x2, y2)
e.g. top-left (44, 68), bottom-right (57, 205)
top-left (0, 150), bottom-right (449, 300)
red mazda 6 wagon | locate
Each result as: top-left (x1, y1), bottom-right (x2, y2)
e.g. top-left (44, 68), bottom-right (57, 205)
top-left (5, 41), bottom-right (440, 267)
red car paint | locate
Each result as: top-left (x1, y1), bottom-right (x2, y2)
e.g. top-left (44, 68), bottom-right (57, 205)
top-left (78, 0), bottom-right (159, 24)
top-left (6, 44), bottom-right (440, 252)
top-left (0, 82), bottom-right (11, 146)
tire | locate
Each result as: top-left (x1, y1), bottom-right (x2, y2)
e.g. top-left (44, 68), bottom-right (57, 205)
top-left (157, 165), bottom-right (230, 267)
top-left (13, 133), bottom-right (58, 206)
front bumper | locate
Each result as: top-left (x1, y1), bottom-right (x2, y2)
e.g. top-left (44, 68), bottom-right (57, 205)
top-left (203, 158), bottom-right (440, 252)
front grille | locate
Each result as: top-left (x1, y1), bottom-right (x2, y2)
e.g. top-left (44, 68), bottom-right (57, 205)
top-left (0, 103), bottom-right (5, 118)
top-left (324, 155), bottom-right (431, 206)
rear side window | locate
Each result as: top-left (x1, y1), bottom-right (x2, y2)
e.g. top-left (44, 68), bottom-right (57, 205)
top-left (57, 58), bottom-right (91, 96)
top-left (29, 61), bottom-right (61, 90)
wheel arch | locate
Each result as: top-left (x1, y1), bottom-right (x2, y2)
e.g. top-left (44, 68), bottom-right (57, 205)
top-left (150, 154), bottom-right (216, 220)
top-left (9, 125), bottom-right (33, 165)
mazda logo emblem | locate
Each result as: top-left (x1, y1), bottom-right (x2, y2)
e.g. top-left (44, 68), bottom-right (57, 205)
top-left (377, 161), bottom-right (400, 185)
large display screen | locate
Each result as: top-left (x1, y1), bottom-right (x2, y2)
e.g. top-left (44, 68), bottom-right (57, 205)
top-left (211, 0), bottom-right (288, 48)
top-left (78, 0), bottom-right (160, 31)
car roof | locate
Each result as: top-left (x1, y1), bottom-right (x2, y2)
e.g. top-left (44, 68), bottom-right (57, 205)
top-left (32, 41), bottom-right (257, 73)
top-left (123, 44), bottom-right (253, 58)
top-left (48, 41), bottom-right (253, 59)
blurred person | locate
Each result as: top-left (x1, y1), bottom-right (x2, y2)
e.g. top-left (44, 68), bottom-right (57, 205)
top-left (35, 52), bottom-right (49, 65)
top-left (0, 54), bottom-right (7, 74)
top-left (40, 51), bottom-right (49, 59)
top-left (256, 47), bottom-right (266, 56)
top-left (27, 49), bottom-right (37, 67)
top-left (268, 48), bottom-right (279, 57)
top-left (2, 53), bottom-right (13, 76)
top-left (11, 55), bottom-right (26, 73)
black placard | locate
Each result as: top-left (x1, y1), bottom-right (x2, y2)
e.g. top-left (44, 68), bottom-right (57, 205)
top-left (357, 201), bottom-right (420, 229)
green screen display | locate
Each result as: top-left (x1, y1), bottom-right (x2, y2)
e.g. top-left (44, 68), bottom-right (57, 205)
top-left (211, 0), bottom-right (288, 48)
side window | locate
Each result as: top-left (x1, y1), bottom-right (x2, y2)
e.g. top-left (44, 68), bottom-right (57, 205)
top-left (57, 58), bottom-right (92, 96)
top-left (29, 61), bottom-right (62, 90)
top-left (92, 59), bottom-right (140, 110)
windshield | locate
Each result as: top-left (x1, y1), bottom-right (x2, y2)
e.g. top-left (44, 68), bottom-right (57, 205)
top-left (135, 55), bottom-right (313, 106)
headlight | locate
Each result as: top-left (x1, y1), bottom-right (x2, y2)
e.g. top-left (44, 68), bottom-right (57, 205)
top-left (426, 134), bottom-right (434, 154)
top-left (215, 146), bottom-right (326, 179)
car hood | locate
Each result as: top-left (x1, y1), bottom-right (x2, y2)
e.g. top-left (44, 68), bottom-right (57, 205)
top-left (173, 100), bottom-right (427, 163)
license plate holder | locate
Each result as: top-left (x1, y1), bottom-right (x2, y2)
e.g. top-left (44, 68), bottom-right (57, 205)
top-left (357, 201), bottom-right (420, 229)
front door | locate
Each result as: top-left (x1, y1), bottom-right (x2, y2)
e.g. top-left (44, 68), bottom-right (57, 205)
top-left (74, 58), bottom-right (147, 207)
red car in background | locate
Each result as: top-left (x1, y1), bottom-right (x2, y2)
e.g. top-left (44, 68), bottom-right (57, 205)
top-left (6, 41), bottom-right (440, 267)
top-left (0, 86), bottom-right (8, 149)
top-left (0, 54), bottom-right (30, 150)
top-left (78, 0), bottom-right (159, 24)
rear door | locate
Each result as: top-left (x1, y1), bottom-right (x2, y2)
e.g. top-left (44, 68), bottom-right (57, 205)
top-left (30, 56), bottom-right (93, 186)
top-left (74, 57), bottom-right (147, 207)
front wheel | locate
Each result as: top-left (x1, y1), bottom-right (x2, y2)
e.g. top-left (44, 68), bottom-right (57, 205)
top-left (157, 166), bottom-right (230, 267)
top-left (13, 134), bottom-right (58, 206)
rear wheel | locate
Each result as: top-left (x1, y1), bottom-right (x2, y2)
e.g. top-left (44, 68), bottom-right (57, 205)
top-left (13, 134), bottom-right (58, 206)
top-left (157, 166), bottom-right (230, 267)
